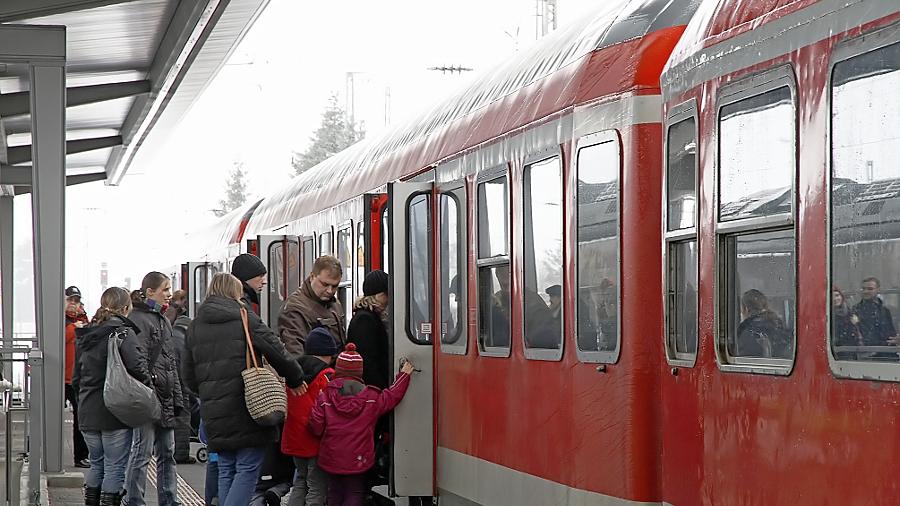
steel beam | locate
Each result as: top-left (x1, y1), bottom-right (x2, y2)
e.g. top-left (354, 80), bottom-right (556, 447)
top-left (29, 63), bottom-right (66, 474)
top-left (9, 170), bottom-right (106, 193)
top-left (7, 135), bottom-right (122, 165)
top-left (0, 80), bottom-right (150, 118)
top-left (0, 25), bottom-right (65, 63)
top-left (0, 0), bottom-right (140, 22)
top-left (0, 196), bottom-right (12, 381)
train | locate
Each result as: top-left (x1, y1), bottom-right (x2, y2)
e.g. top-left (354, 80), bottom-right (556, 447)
top-left (169, 0), bottom-right (900, 504)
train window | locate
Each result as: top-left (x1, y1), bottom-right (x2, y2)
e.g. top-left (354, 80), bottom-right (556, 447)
top-left (478, 265), bottom-right (511, 351)
top-left (478, 177), bottom-right (509, 258)
top-left (267, 242), bottom-right (286, 327)
top-left (523, 155), bottom-right (563, 358)
top-left (440, 192), bottom-right (466, 353)
top-left (356, 220), bottom-right (365, 299)
top-left (319, 230), bottom-right (333, 257)
top-left (719, 86), bottom-right (793, 222)
top-left (830, 37), bottom-right (900, 371)
top-left (193, 264), bottom-right (209, 306)
top-left (665, 110), bottom-right (699, 365)
top-left (477, 173), bottom-right (510, 356)
top-left (406, 193), bottom-right (433, 344)
top-left (337, 225), bottom-right (353, 283)
top-left (667, 117), bottom-right (697, 231)
top-left (301, 236), bottom-right (315, 279)
top-left (717, 70), bottom-right (796, 374)
top-left (576, 137), bottom-right (619, 362)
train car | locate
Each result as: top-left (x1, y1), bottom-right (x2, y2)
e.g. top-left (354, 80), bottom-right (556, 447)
top-left (237, 0), bottom-right (698, 504)
top-left (659, 0), bottom-right (900, 504)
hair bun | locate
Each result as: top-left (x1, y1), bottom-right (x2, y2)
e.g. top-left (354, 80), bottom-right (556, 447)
top-left (344, 343), bottom-right (357, 352)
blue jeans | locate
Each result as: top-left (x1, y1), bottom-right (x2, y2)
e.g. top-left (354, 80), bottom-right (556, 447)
top-left (205, 454), bottom-right (218, 506)
top-left (216, 447), bottom-right (265, 506)
top-left (81, 429), bottom-right (132, 493)
top-left (125, 423), bottom-right (181, 506)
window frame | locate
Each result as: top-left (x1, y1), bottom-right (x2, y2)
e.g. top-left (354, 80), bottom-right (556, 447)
top-left (405, 191), bottom-right (434, 345)
top-left (664, 101), bottom-right (700, 367)
top-left (714, 65), bottom-right (798, 376)
top-left (521, 148), bottom-right (564, 361)
top-left (827, 21), bottom-right (900, 382)
top-left (356, 219), bottom-right (366, 299)
top-left (439, 185), bottom-right (468, 355)
top-left (574, 130), bottom-right (622, 364)
top-left (475, 165), bottom-right (512, 358)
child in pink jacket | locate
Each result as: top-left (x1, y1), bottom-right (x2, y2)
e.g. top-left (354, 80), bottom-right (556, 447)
top-left (308, 343), bottom-right (414, 506)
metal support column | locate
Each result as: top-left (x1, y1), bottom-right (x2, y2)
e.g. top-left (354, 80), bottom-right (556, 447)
top-left (0, 196), bottom-right (12, 381)
top-left (29, 63), bottom-right (66, 474)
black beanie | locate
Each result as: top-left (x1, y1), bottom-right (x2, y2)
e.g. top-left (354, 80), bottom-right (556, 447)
top-left (363, 269), bottom-right (389, 296)
top-left (231, 254), bottom-right (266, 282)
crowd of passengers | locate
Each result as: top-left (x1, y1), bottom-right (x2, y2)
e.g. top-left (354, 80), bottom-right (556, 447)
top-left (65, 254), bottom-right (412, 506)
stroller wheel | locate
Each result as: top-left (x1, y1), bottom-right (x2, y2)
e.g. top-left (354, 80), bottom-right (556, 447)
top-left (196, 446), bottom-right (208, 463)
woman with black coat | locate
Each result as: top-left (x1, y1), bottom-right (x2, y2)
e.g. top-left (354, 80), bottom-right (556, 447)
top-left (183, 273), bottom-right (305, 506)
top-left (72, 287), bottom-right (143, 506)
top-left (347, 270), bottom-right (391, 390)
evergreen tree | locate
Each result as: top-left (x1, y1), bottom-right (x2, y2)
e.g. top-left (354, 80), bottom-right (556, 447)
top-left (214, 162), bottom-right (248, 217)
top-left (291, 94), bottom-right (364, 177)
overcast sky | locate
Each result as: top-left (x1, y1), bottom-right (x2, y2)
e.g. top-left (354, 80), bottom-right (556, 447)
top-left (11, 0), bottom-right (598, 326)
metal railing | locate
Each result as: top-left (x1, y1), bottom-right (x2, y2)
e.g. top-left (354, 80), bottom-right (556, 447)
top-left (0, 346), bottom-right (37, 506)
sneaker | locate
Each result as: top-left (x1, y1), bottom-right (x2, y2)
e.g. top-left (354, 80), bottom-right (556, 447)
top-left (74, 458), bottom-right (91, 469)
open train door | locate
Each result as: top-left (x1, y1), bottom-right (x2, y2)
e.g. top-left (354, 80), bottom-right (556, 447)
top-left (186, 261), bottom-right (216, 317)
top-left (257, 235), bottom-right (301, 328)
top-left (387, 181), bottom-right (435, 500)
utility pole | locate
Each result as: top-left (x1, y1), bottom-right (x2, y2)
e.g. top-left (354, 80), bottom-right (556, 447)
top-left (536, 0), bottom-right (558, 38)
top-left (345, 72), bottom-right (363, 127)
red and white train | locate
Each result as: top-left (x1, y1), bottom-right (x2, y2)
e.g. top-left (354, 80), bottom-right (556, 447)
top-left (174, 0), bottom-right (900, 503)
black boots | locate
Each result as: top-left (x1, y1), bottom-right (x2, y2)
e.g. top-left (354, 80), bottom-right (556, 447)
top-left (84, 486), bottom-right (101, 506)
top-left (100, 492), bottom-right (123, 506)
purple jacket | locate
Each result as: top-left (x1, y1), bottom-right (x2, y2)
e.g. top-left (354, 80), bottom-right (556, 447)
top-left (308, 372), bottom-right (411, 475)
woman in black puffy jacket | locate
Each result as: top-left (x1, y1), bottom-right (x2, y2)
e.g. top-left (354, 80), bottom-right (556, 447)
top-left (72, 287), bottom-right (143, 506)
top-left (183, 273), bottom-right (305, 506)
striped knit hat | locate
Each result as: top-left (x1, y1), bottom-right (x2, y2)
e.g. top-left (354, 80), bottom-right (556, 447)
top-left (335, 343), bottom-right (364, 382)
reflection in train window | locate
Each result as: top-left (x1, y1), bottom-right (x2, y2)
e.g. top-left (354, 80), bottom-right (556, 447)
top-left (831, 39), bottom-right (900, 364)
top-left (477, 174), bottom-right (510, 355)
top-left (407, 194), bottom-right (432, 344)
top-left (523, 156), bottom-right (563, 355)
top-left (268, 242), bottom-right (284, 326)
top-left (576, 139), bottom-right (619, 360)
top-left (667, 117), bottom-right (697, 231)
top-left (356, 221), bottom-right (365, 299)
top-left (668, 240), bottom-right (698, 357)
top-left (301, 237), bottom-right (315, 279)
top-left (721, 230), bottom-right (794, 359)
top-left (719, 86), bottom-right (793, 222)
top-left (320, 230), bottom-right (333, 257)
top-left (440, 193), bottom-right (465, 352)
top-left (337, 226), bottom-right (352, 283)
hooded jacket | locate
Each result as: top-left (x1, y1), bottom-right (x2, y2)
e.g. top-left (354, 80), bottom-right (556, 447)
top-left (278, 278), bottom-right (346, 357)
top-left (183, 295), bottom-right (304, 452)
top-left (281, 356), bottom-right (333, 458)
top-left (125, 301), bottom-right (183, 428)
top-left (71, 315), bottom-right (143, 431)
top-left (308, 372), bottom-right (410, 475)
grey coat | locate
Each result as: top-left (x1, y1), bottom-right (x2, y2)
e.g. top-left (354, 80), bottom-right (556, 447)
top-left (125, 301), bottom-right (184, 428)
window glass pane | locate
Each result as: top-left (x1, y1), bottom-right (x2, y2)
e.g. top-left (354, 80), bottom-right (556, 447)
top-left (356, 222), bottom-right (365, 299)
top-left (576, 140), bottom-right (619, 353)
top-left (286, 241), bottom-right (299, 296)
top-left (337, 227), bottom-right (352, 282)
top-left (319, 231), bottom-right (333, 257)
top-left (441, 194), bottom-right (464, 346)
top-left (668, 240), bottom-right (698, 356)
top-left (523, 157), bottom-right (563, 351)
top-left (478, 265), bottom-right (510, 351)
top-left (194, 266), bottom-right (208, 306)
top-left (725, 229), bottom-right (795, 359)
top-left (407, 194), bottom-right (432, 344)
top-left (302, 238), bottom-right (315, 279)
top-left (719, 86), bottom-right (794, 221)
top-left (831, 41), bottom-right (900, 362)
top-left (268, 242), bottom-right (285, 326)
top-left (667, 117), bottom-right (697, 230)
top-left (477, 176), bottom-right (508, 258)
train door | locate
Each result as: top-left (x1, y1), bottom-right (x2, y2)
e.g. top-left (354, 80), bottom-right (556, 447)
top-left (387, 181), bottom-right (435, 498)
top-left (258, 235), bottom-right (300, 328)
top-left (365, 193), bottom-right (390, 271)
top-left (186, 262), bottom-right (215, 317)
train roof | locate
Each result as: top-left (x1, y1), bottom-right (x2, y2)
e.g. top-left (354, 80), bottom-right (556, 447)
top-left (245, 0), bottom-right (699, 237)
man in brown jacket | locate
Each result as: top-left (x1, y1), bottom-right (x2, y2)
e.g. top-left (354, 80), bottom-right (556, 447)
top-left (278, 255), bottom-right (347, 356)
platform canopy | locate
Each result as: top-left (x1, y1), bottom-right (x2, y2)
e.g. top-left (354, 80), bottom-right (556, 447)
top-left (0, 0), bottom-right (270, 195)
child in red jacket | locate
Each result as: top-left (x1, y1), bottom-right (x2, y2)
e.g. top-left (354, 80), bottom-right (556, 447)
top-left (282, 327), bottom-right (338, 506)
top-left (308, 343), bottom-right (414, 506)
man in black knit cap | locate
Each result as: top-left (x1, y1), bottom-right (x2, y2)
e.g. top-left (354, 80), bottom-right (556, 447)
top-left (231, 253), bottom-right (267, 315)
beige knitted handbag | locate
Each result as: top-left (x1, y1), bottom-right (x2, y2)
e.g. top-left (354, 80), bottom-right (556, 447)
top-left (240, 306), bottom-right (287, 426)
